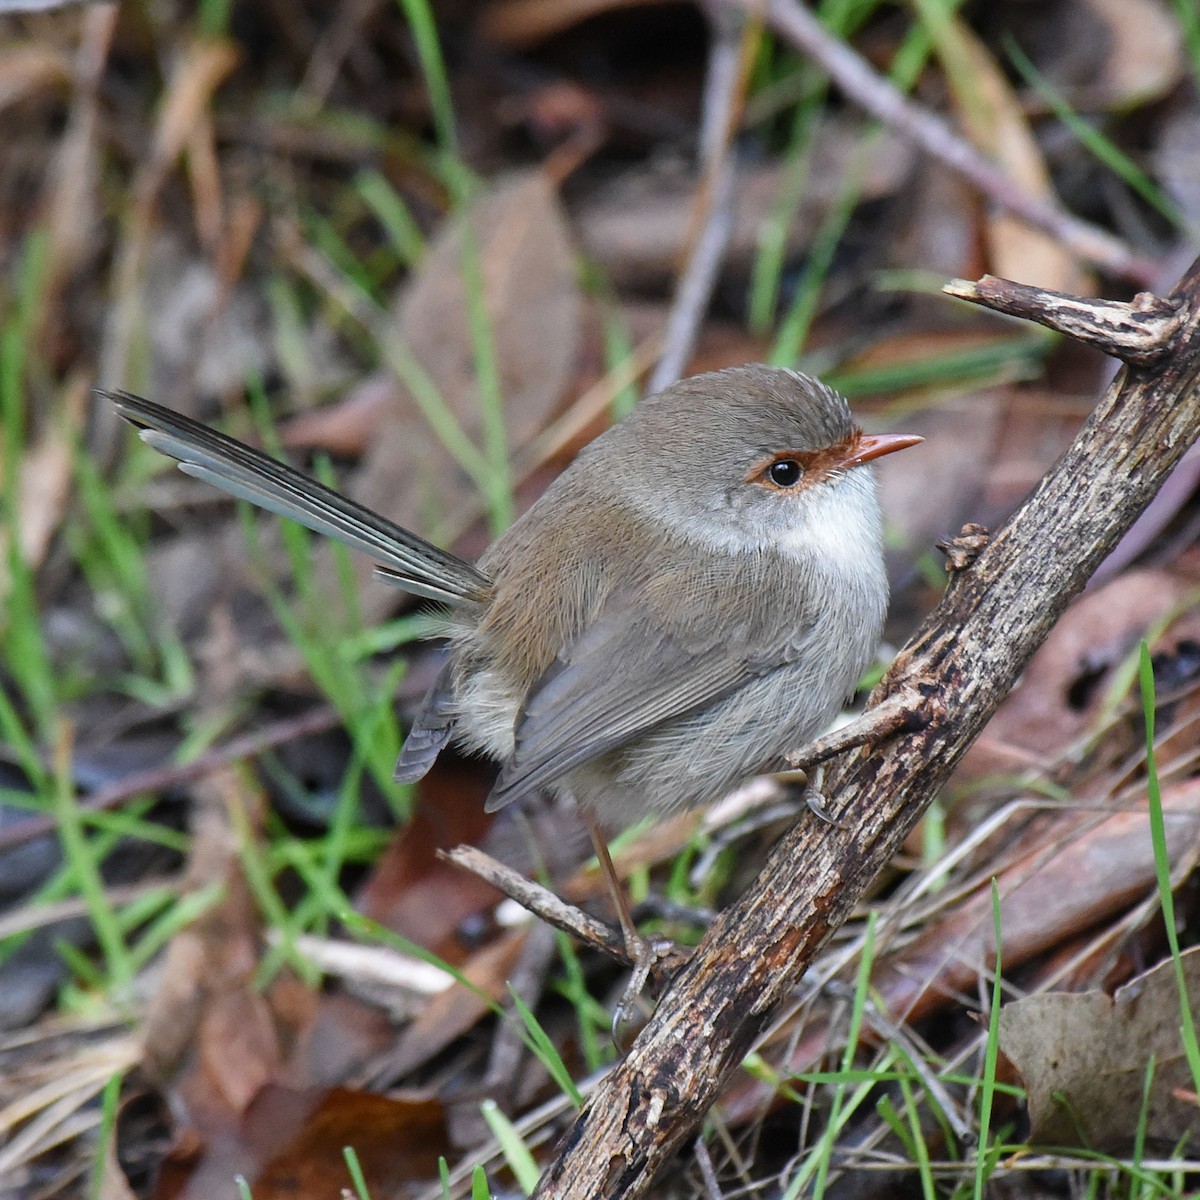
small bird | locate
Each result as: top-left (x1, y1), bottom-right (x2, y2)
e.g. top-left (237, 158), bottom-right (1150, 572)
top-left (105, 366), bottom-right (919, 954)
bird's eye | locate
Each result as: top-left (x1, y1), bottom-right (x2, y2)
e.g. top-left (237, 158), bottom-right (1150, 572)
top-left (767, 459), bottom-right (803, 488)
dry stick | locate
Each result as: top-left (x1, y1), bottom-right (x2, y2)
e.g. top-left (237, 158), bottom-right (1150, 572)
top-left (647, 2), bottom-right (749, 394)
top-left (442, 845), bottom-right (679, 972)
top-left (529, 260), bottom-right (1200, 1199)
top-left (722, 0), bottom-right (1158, 285)
top-left (944, 276), bottom-right (1186, 364)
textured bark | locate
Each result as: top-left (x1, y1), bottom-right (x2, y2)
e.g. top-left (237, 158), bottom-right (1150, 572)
top-left (529, 258), bottom-right (1200, 1199)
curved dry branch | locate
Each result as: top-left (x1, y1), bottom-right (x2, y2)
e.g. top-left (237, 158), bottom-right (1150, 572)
top-left (530, 259), bottom-right (1200, 1197)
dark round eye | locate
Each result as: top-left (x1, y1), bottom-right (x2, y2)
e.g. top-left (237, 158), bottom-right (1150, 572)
top-left (767, 459), bottom-right (803, 488)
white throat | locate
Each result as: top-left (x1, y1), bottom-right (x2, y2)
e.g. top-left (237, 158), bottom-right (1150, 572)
top-left (772, 473), bottom-right (882, 572)
top-left (668, 470), bottom-right (883, 574)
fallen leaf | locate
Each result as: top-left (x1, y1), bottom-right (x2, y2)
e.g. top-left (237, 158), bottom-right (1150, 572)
top-left (0, 377), bottom-right (85, 602)
top-left (43, 6), bottom-right (117, 306)
top-left (877, 782), bottom-right (1200, 1026)
top-left (368, 928), bottom-right (528, 1083)
top-left (279, 374), bottom-right (398, 458)
top-left (575, 124), bottom-right (913, 290)
top-left (0, 44), bottom-right (71, 110)
top-left (1000, 948), bottom-right (1200, 1150)
top-left (738, 779), bottom-right (1200, 1116)
top-left (141, 773), bottom-right (313, 1138)
top-left (478, 0), bottom-right (679, 48)
top-left (154, 1086), bottom-right (448, 1200)
top-left (957, 569), bottom-right (1188, 780)
top-left (1080, 0), bottom-right (1184, 110)
top-left (355, 758), bottom-right (498, 961)
top-left (147, 38), bottom-right (239, 179)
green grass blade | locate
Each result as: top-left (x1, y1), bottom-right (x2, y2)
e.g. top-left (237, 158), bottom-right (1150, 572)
top-left (974, 880), bottom-right (1004, 1200)
top-left (343, 1145), bottom-right (372, 1200)
top-left (394, 0), bottom-right (458, 156)
top-left (1006, 39), bottom-right (1187, 230)
top-left (481, 1098), bottom-right (541, 1195)
top-left (52, 729), bottom-right (134, 996)
top-left (1139, 641), bottom-right (1200, 1094)
top-left (508, 987), bottom-right (584, 1106)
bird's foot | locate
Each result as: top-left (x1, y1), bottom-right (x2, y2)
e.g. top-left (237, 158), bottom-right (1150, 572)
top-left (796, 765), bottom-right (838, 824)
top-left (611, 930), bottom-right (678, 1045)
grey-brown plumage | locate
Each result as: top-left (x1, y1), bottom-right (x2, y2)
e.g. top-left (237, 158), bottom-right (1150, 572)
top-left (105, 365), bottom-right (919, 827)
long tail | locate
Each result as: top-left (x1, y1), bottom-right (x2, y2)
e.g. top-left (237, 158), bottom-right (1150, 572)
top-left (103, 390), bottom-right (492, 605)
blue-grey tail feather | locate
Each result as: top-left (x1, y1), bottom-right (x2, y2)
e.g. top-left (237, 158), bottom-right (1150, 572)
top-left (394, 719), bottom-right (456, 782)
top-left (394, 659), bottom-right (459, 783)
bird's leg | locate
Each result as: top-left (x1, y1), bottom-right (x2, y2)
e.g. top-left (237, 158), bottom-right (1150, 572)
top-left (795, 765), bottom-right (835, 823)
top-left (579, 806), bottom-right (643, 955)
top-left (577, 807), bottom-right (674, 1038)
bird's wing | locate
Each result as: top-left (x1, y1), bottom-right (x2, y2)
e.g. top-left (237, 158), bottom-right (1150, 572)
top-left (484, 577), bottom-right (805, 810)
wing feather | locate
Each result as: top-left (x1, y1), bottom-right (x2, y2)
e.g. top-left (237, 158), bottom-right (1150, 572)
top-left (486, 565), bottom-right (812, 808)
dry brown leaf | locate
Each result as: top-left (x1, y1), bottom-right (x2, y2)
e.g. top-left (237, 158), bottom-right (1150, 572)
top-left (351, 168), bottom-right (582, 613)
top-left (875, 392), bottom-right (1003, 563)
top-left (251, 1089), bottom-right (447, 1198)
top-left (280, 375), bottom-right (398, 458)
top-left (0, 378), bottom-right (86, 602)
top-left (141, 773), bottom-right (313, 1139)
top-left (148, 38), bottom-right (239, 177)
top-left (734, 782), bottom-right (1200, 1118)
top-left (877, 782), bottom-right (1200, 1026)
top-left (1081, 0), bottom-right (1185, 109)
top-left (1000, 948), bottom-right (1200, 1150)
top-left (377, 927), bottom-right (529, 1081)
top-left (0, 44), bottom-right (71, 110)
top-left (154, 1086), bottom-right (448, 1199)
top-left (43, 5), bottom-right (117, 302)
top-left (98, 35), bottom-right (241, 396)
top-left (355, 761), bottom-right (498, 960)
top-left (479, 0), bottom-right (677, 48)
top-left (957, 569), bottom-right (1188, 780)
top-left (979, 385), bottom-right (1095, 518)
top-left (576, 128), bottom-right (913, 290)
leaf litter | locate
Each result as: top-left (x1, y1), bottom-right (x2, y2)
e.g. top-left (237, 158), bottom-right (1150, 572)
top-left (2, 0), bottom-right (1200, 1196)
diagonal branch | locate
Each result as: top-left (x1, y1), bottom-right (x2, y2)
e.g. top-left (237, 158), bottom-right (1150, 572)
top-left (530, 260), bottom-right (1200, 1198)
top-left (721, 0), bottom-right (1158, 285)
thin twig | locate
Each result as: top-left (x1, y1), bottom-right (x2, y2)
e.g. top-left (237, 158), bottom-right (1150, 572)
top-left (944, 276), bottom-right (1188, 364)
top-left (0, 705), bottom-right (342, 854)
top-left (780, 686), bottom-right (931, 774)
top-left (648, 4), bottom-right (750, 393)
top-left (441, 845), bottom-right (644, 967)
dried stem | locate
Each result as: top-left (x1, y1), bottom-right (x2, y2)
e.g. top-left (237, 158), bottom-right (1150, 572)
top-left (441, 845), bottom-right (689, 974)
top-left (944, 276), bottom-right (1186, 364)
top-left (648, 3), bottom-right (750, 393)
